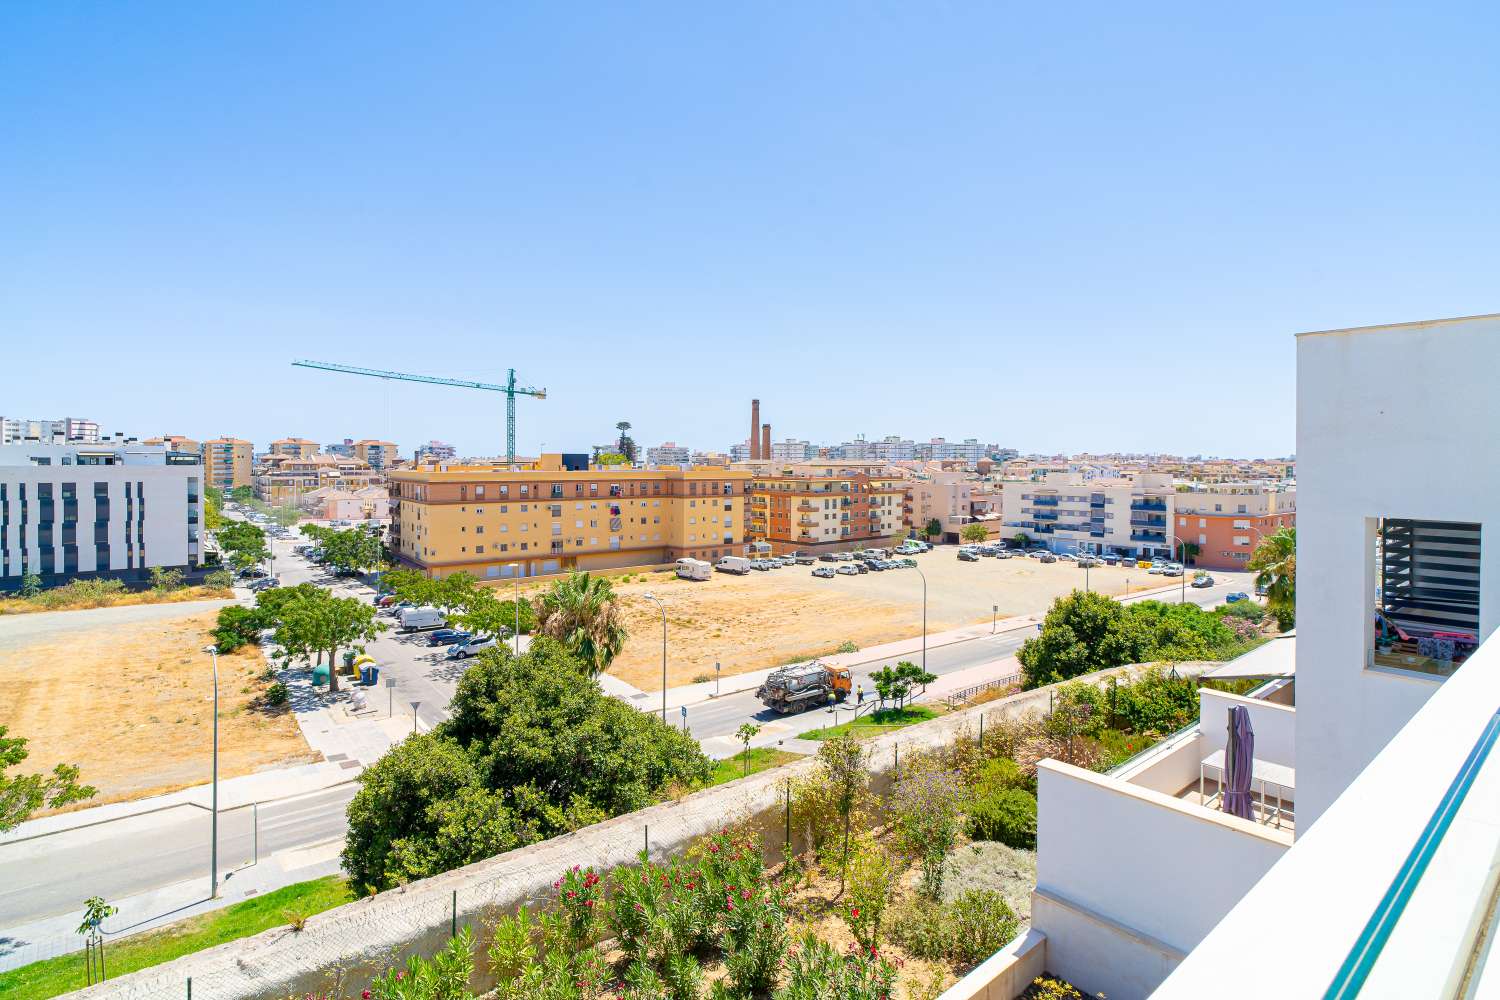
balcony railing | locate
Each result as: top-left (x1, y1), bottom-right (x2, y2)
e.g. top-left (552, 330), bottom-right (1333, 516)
top-left (1130, 516), bottom-right (1166, 528)
top-left (1130, 531), bottom-right (1167, 543)
top-left (1033, 496), bottom-right (1059, 506)
top-left (1131, 499), bottom-right (1168, 512)
top-left (1034, 510), bottom-right (1058, 521)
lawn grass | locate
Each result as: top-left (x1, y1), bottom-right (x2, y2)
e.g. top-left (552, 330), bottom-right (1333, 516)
top-left (797, 705), bottom-right (939, 741)
top-left (0, 876), bottom-right (352, 1000)
top-left (707, 748), bottom-right (804, 786)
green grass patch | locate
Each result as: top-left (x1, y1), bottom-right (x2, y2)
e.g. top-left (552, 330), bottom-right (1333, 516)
top-left (706, 748), bottom-right (805, 786)
top-left (798, 705), bottom-right (939, 741)
top-left (0, 876), bottom-right (352, 1000)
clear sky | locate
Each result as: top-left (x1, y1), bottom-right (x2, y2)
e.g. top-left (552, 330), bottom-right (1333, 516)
top-left (4, 3), bottom-right (1497, 459)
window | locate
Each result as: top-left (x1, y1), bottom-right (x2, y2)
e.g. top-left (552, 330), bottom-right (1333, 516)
top-left (476, 486), bottom-right (485, 498)
top-left (476, 545), bottom-right (485, 554)
top-left (476, 526), bottom-right (485, 535)
top-left (1371, 518), bottom-right (1482, 678)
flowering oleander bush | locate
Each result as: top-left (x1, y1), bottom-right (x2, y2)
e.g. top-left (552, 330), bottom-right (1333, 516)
top-left (556, 865), bottom-right (603, 947)
top-left (776, 933), bottom-right (899, 1000)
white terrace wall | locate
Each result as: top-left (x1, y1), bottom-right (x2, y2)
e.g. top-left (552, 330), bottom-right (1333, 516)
top-left (77, 664), bottom-right (1152, 1000)
top-left (1197, 689), bottom-right (1295, 768)
top-left (1034, 762), bottom-right (1289, 1000)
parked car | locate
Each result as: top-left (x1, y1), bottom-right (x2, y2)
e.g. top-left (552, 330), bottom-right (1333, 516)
top-left (448, 635), bottom-right (497, 659)
top-left (1191, 574), bottom-right (1215, 588)
top-left (1059, 552), bottom-right (1077, 561)
top-left (853, 562), bottom-right (869, 574)
top-left (811, 566), bottom-right (836, 578)
top-left (1038, 553), bottom-right (1058, 563)
top-left (819, 554), bottom-right (839, 562)
top-left (425, 628), bottom-right (470, 646)
top-left (1162, 563), bottom-right (1184, 577)
top-left (836, 564), bottom-right (859, 575)
top-left (1102, 554), bottom-right (1119, 565)
top-left (1226, 592), bottom-right (1250, 603)
top-left (867, 560), bottom-right (889, 571)
top-left (900, 558), bottom-right (918, 568)
top-left (794, 554), bottom-right (816, 565)
top-left (750, 560), bottom-right (773, 571)
top-left (994, 549), bottom-right (1013, 559)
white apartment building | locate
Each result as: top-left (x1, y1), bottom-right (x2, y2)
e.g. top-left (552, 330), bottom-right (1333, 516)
top-left (645, 442), bottom-right (691, 466)
top-left (769, 438), bottom-right (814, 462)
top-left (414, 440), bottom-right (457, 463)
top-left (0, 442), bottom-right (204, 590)
top-left (999, 471), bottom-right (1175, 558)
top-left (0, 416), bottom-right (101, 444)
top-left (985, 313), bottom-right (1500, 1000)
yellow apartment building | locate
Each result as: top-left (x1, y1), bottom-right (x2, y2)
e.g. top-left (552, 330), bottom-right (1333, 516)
top-left (269, 437), bottom-right (320, 459)
top-left (747, 461), bottom-right (906, 553)
top-left (354, 439), bottom-right (399, 471)
top-left (201, 436), bottom-right (253, 489)
top-left (143, 434), bottom-right (201, 454)
top-left (387, 460), bottom-right (752, 579)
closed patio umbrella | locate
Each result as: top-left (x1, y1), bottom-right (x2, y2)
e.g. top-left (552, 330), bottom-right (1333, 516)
top-left (1222, 704), bottom-right (1256, 820)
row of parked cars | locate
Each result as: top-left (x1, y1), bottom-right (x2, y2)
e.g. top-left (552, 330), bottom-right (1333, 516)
top-left (811, 548), bottom-right (922, 578)
top-left (373, 600), bottom-right (497, 658)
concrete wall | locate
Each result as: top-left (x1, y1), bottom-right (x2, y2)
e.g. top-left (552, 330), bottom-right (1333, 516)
top-left (80, 667), bottom-right (1144, 1000)
top-left (936, 928), bottom-right (1047, 1000)
top-left (1115, 730), bottom-right (1204, 796)
top-left (1034, 761), bottom-right (1289, 1000)
top-left (1296, 315), bottom-right (1500, 827)
top-left (1197, 689), bottom-right (1295, 768)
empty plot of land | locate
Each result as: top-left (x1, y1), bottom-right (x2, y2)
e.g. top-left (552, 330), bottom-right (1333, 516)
top-left (604, 552), bottom-right (1164, 689)
top-left (0, 609), bottom-right (319, 809)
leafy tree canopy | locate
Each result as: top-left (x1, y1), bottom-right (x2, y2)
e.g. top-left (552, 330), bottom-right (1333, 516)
top-left (1, 726), bottom-right (95, 832)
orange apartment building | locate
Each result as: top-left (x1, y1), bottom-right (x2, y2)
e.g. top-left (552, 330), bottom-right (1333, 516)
top-left (748, 462), bottom-right (905, 554)
top-left (387, 458), bottom-right (751, 580)
top-left (1173, 486), bottom-right (1296, 569)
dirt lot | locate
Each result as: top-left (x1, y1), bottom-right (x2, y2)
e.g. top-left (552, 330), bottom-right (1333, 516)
top-left (604, 551), bottom-right (1170, 689)
top-left (0, 609), bottom-right (319, 810)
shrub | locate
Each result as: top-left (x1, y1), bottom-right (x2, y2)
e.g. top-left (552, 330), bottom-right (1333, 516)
top-left (1053, 682), bottom-right (1107, 738)
top-left (204, 569), bottom-right (235, 589)
top-left (974, 756), bottom-right (1032, 794)
top-left (369, 926), bottom-right (476, 1000)
top-left (835, 640), bottom-right (859, 654)
top-left (843, 836), bottom-right (897, 951)
top-left (1021, 975), bottom-right (1091, 1000)
top-left (37, 578), bottom-right (126, 608)
top-left (777, 932), bottom-right (898, 1000)
top-left (965, 787), bottom-right (1037, 848)
top-left (264, 682), bottom-right (289, 707)
top-left (946, 889), bottom-right (1020, 966)
top-left (1218, 600), bottom-right (1266, 623)
top-left (213, 605), bottom-right (265, 653)
top-left (891, 765), bottom-right (966, 900)
top-left (1109, 666), bottom-right (1197, 737)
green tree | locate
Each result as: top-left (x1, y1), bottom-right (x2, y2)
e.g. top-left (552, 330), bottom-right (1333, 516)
top-left (870, 660), bottom-right (937, 710)
top-left (1175, 539), bottom-right (1201, 563)
top-left (203, 488), bottom-right (225, 531)
top-left (149, 566), bottom-right (184, 593)
top-left (814, 733), bottom-right (869, 898)
top-left (615, 421), bottom-right (638, 463)
top-left (1017, 590), bottom-right (1141, 688)
top-left (229, 485), bottom-right (255, 503)
top-left (960, 523), bottom-right (989, 544)
top-left (318, 525), bottom-right (386, 576)
top-left (535, 572), bottom-right (627, 676)
top-left (19, 572), bottom-right (42, 598)
top-left (924, 518), bottom-right (943, 542)
top-left (344, 638), bottom-right (710, 891)
top-left (1012, 532), bottom-right (1031, 549)
top-left (217, 521), bottom-right (269, 572)
top-left (735, 722), bottom-right (761, 777)
top-left (452, 591), bottom-right (535, 640)
top-left (1247, 527), bottom-right (1296, 624)
top-left (1, 726), bottom-right (95, 832)
top-left (274, 590), bottom-right (385, 693)
top-left (213, 604), bottom-right (265, 653)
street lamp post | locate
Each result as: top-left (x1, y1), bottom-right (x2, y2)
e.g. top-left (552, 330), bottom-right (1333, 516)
top-left (508, 563), bottom-right (521, 656)
top-left (642, 592), bottom-right (668, 722)
top-left (201, 646), bottom-right (221, 899)
top-left (913, 567), bottom-right (928, 674)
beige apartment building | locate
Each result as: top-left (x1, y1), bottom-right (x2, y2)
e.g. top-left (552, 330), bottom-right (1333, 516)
top-left (748, 461), bottom-right (905, 554)
top-left (388, 459), bottom-right (752, 579)
top-left (142, 434), bottom-right (201, 454)
top-left (201, 436), bottom-right (253, 489)
top-left (354, 439), bottom-right (399, 471)
top-left (906, 472), bottom-right (977, 543)
top-left (269, 437), bottom-right (319, 459)
top-left (255, 454), bottom-right (381, 504)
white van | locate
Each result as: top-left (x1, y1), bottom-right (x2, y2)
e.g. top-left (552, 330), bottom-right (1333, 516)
top-left (675, 557), bottom-right (712, 581)
top-left (398, 607), bottom-right (446, 632)
top-left (715, 556), bottom-right (752, 575)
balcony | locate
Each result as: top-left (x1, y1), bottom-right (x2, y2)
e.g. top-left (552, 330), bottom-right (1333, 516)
top-left (797, 501), bottom-right (817, 512)
top-left (1033, 496), bottom-right (1059, 506)
top-left (1130, 515), bottom-right (1166, 528)
top-left (1130, 531), bottom-right (1167, 543)
top-left (1131, 498), bottom-right (1168, 512)
top-left (798, 533), bottom-right (816, 543)
top-left (798, 517), bottom-right (817, 527)
top-left (1034, 510), bottom-right (1058, 521)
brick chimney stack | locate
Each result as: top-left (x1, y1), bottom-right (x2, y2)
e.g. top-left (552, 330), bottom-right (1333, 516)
top-left (750, 399), bottom-right (760, 460)
top-left (761, 423), bottom-right (771, 461)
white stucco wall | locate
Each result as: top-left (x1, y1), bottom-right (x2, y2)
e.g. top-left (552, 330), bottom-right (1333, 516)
top-left (1198, 689), bottom-right (1295, 768)
top-left (1295, 314), bottom-right (1500, 827)
top-left (1034, 761), bottom-right (1288, 999)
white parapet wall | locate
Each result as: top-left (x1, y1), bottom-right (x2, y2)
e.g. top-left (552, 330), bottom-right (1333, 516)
top-left (1198, 689), bottom-right (1295, 768)
top-left (1034, 761), bottom-right (1290, 1000)
top-left (76, 663), bottom-right (1153, 1000)
top-left (936, 928), bottom-right (1048, 1000)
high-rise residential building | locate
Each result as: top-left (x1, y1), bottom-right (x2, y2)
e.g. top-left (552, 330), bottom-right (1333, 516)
top-left (269, 437), bottom-right (319, 459)
top-left (747, 461), bottom-right (905, 553)
top-left (0, 416), bottom-right (101, 444)
top-left (729, 442), bottom-right (752, 462)
top-left (200, 436), bottom-right (253, 489)
top-left (1173, 484), bottom-right (1296, 570)
top-left (999, 471), bottom-right (1175, 558)
top-left (415, 440), bottom-right (457, 463)
top-left (769, 439), bottom-right (814, 462)
top-left (387, 457), bottom-right (750, 578)
top-left (645, 442), bottom-right (691, 466)
top-left (324, 438), bottom-right (356, 458)
top-left (1, 441), bottom-right (204, 590)
top-left (354, 439), bottom-right (398, 471)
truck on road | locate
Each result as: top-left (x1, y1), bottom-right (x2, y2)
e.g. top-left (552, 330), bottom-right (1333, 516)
top-left (756, 660), bottom-right (853, 714)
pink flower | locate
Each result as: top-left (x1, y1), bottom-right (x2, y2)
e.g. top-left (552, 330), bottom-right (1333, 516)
top-left (726, 900), bottom-right (736, 911)
top-left (362, 992), bottom-right (371, 999)
top-left (851, 906), bottom-right (861, 918)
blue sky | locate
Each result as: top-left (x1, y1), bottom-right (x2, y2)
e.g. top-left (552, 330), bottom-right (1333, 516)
top-left (4, 3), bottom-right (1497, 459)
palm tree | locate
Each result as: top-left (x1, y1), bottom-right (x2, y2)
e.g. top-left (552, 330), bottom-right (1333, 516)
top-left (535, 571), bottom-right (628, 676)
top-left (1247, 527), bottom-right (1296, 616)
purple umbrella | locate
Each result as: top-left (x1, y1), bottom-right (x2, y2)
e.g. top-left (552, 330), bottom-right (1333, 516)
top-left (1222, 704), bottom-right (1256, 820)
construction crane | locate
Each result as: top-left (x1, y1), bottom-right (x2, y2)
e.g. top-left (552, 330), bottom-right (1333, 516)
top-left (291, 360), bottom-right (546, 465)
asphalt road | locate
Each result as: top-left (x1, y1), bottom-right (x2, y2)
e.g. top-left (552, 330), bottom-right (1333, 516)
top-left (0, 784), bottom-right (357, 927)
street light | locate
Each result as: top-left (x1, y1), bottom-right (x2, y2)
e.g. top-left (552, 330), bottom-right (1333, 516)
top-left (508, 563), bottom-right (521, 655)
top-left (642, 592), bottom-right (668, 722)
top-left (912, 566), bottom-right (928, 674)
top-left (200, 645), bottom-right (221, 900)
